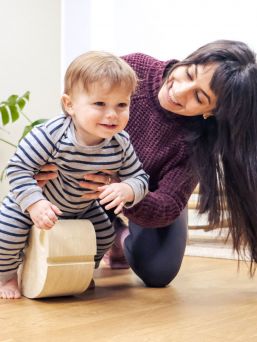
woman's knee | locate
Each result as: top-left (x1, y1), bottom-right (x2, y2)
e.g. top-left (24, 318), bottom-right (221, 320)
top-left (125, 254), bottom-right (183, 287)
top-left (124, 210), bottom-right (188, 287)
top-left (146, 263), bottom-right (182, 287)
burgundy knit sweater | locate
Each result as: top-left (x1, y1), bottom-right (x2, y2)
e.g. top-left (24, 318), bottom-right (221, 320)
top-left (122, 53), bottom-right (198, 228)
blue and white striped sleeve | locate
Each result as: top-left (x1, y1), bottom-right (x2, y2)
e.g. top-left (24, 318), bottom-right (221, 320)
top-left (6, 125), bottom-right (55, 212)
top-left (116, 131), bottom-right (149, 207)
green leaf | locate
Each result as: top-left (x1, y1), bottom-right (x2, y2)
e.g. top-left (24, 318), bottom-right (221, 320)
top-left (22, 91), bottom-right (30, 101)
top-left (31, 119), bottom-right (47, 127)
top-left (19, 119), bottom-right (47, 142)
top-left (9, 105), bottom-right (20, 122)
top-left (0, 101), bottom-right (8, 106)
top-left (7, 95), bottom-right (19, 106)
top-left (0, 91), bottom-right (30, 127)
top-left (17, 97), bottom-right (26, 110)
top-left (19, 125), bottom-right (32, 141)
top-left (17, 91), bottom-right (30, 110)
top-left (0, 106), bottom-right (10, 125)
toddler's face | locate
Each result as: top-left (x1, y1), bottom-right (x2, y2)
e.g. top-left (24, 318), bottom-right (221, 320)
top-left (64, 82), bottom-right (131, 146)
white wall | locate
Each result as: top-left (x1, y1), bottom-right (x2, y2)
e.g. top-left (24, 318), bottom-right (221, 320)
top-left (61, 0), bottom-right (91, 83)
top-left (62, 0), bottom-right (257, 71)
top-left (0, 0), bottom-right (61, 199)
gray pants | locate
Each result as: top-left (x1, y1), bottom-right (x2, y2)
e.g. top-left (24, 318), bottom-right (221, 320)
top-left (0, 195), bottom-right (115, 282)
top-left (124, 209), bottom-right (188, 287)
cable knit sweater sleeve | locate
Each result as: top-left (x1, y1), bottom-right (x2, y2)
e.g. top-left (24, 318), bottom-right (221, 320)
top-left (123, 146), bottom-right (197, 228)
top-left (122, 53), bottom-right (198, 228)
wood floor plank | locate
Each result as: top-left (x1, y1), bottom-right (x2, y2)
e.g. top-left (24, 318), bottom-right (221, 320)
top-left (1, 257), bottom-right (257, 342)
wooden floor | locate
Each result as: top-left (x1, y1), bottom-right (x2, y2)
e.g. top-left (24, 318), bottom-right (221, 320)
top-left (1, 256), bottom-right (257, 342)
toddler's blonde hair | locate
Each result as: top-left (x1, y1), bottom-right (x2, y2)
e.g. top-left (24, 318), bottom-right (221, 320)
top-left (64, 51), bottom-right (137, 95)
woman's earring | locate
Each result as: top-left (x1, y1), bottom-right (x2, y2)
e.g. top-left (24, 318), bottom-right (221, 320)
top-left (203, 113), bottom-right (213, 120)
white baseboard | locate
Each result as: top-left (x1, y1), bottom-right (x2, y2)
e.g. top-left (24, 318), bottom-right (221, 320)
top-left (186, 227), bottom-right (249, 261)
top-left (185, 244), bottom-right (239, 260)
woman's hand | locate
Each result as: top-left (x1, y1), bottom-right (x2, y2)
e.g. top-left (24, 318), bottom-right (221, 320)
top-left (34, 164), bottom-right (58, 188)
top-left (79, 170), bottom-right (119, 200)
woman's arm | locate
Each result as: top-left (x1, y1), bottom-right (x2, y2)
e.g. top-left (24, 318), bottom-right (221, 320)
top-left (123, 162), bottom-right (198, 228)
top-left (77, 162), bottom-right (197, 228)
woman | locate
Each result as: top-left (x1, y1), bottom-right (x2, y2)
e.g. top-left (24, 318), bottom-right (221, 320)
top-left (37, 40), bottom-right (257, 287)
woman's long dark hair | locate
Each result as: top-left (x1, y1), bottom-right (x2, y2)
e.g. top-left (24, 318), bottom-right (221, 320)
top-left (171, 40), bottom-right (257, 274)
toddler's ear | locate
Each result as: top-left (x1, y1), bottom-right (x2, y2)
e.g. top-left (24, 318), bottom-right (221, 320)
top-left (61, 94), bottom-right (74, 115)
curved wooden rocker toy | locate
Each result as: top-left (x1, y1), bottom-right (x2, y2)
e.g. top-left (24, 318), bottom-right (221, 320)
top-left (20, 220), bottom-right (96, 299)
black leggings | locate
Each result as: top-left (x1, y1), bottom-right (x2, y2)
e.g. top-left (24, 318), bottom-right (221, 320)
top-left (124, 209), bottom-right (188, 287)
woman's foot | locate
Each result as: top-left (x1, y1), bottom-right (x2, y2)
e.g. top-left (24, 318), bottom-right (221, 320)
top-left (0, 276), bottom-right (21, 299)
top-left (104, 217), bottom-right (130, 269)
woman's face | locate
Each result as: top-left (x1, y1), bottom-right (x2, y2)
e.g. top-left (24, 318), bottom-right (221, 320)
top-left (158, 63), bottom-right (218, 116)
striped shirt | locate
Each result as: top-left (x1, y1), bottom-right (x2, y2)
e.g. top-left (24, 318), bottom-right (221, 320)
top-left (7, 115), bottom-right (149, 214)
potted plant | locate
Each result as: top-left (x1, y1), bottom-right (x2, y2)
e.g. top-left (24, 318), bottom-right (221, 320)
top-left (0, 91), bottom-right (47, 179)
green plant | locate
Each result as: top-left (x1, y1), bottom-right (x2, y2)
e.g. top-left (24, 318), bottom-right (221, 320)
top-left (0, 91), bottom-right (47, 180)
top-left (0, 91), bottom-right (47, 144)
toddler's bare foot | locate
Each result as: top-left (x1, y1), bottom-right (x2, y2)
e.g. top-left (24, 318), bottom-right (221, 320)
top-left (0, 276), bottom-right (21, 299)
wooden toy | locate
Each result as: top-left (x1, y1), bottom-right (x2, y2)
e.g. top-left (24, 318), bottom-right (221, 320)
top-left (21, 220), bottom-right (96, 298)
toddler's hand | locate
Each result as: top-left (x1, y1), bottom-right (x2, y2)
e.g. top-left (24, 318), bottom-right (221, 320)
top-left (27, 200), bottom-right (62, 229)
top-left (98, 183), bottom-right (134, 214)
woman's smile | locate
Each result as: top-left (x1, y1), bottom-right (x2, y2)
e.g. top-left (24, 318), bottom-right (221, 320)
top-left (167, 83), bottom-right (182, 107)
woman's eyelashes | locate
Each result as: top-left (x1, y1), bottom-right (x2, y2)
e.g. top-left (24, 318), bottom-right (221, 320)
top-left (195, 92), bottom-right (202, 104)
top-left (186, 67), bottom-right (202, 104)
top-left (186, 67), bottom-right (193, 81)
